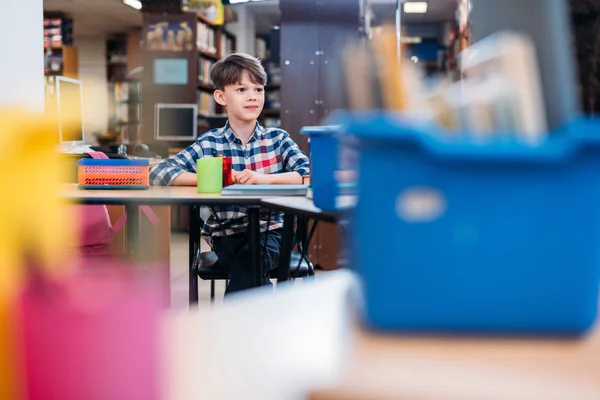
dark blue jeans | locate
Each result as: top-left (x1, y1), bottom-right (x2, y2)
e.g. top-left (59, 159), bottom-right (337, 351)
top-left (212, 229), bottom-right (282, 295)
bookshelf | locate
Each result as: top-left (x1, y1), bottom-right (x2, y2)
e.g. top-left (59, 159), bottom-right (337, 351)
top-left (105, 35), bottom-right (143, 145)
top-left (43, 14), bottom-right (77, 79)
top-left (257, 28), bottom-right (282, 128)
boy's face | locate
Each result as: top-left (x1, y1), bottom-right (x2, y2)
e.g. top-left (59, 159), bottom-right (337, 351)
top-left (214, 71), bottom-right (265, 124)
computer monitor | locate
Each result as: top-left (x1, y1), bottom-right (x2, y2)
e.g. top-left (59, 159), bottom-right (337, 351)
top-left (56, 76), bottom-right (84, 145)
top-left (155, 103), bottom-right (198, 141)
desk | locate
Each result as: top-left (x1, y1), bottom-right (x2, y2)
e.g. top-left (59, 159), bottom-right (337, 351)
top-left (60, 184), bottom-right (266, 300)
top-left (164, 271), bottom-right (600, 400)
top-left (261, 196), bottom-right (356, 281)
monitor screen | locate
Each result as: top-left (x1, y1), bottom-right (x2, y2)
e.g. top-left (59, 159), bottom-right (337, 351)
top-left (56, 77), bottom-right (84, 144)
top-left (155, 103), bottom-right (198, 141)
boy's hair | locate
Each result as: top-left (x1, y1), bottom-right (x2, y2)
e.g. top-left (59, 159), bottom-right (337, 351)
top-left (210, 52), bottom-right (267, 90)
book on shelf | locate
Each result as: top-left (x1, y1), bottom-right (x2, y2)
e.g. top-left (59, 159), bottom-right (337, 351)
top-left (43, 15), bottom-right (73, 48)
top-left (265, 90), bottom-right (281, 109)
top-left (197, 22), bottom-right (216, 54)
top-left (263, 118), bottom-right (281, 128)
top-left (255, 37), bottom-right (268, 60)
top-left (220, 34), bottom-right (235, 58)
top-left (264, 62), bottom-right (282, 84)
top-left (198, 57), bottom-right (215, 84)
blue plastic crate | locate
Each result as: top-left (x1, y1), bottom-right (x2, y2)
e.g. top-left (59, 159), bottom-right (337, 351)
top-left (344, 114), bottom-right (600, 336)
top-left (300, 125), bottom-right (357, 211)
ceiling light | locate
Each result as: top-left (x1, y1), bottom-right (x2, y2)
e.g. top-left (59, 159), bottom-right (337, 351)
top-left (123, 0), bottom-right (142, 10)
top-left (404, 2), bottom-right (428, 13)
top-left (402, 36), bottom-right (423, 44)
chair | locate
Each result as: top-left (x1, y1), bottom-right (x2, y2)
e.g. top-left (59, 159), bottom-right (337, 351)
top-left (190, 248), bottom-right (314, 303)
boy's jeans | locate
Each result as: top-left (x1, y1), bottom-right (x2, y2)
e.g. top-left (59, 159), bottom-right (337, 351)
top-left (212, 229), bottom-right (282, 294)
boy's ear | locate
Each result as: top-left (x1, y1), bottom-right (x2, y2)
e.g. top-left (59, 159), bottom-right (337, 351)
top-left (214, 90), bottom-right (227, 106)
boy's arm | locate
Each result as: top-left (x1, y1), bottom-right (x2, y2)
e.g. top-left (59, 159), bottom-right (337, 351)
top-left (149, 141), bottom-right (203, 186)
top-left (171, 172), bottom-right (198, 186)
top-left (235, 170), bottom-right (301, 184)
top-left (280, 131), bottom-right (310, 177)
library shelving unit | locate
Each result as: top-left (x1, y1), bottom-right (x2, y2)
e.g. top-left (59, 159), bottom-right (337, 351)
top-left (105, 35), bottom-right (143, 145)
top-left (43, 13), bottom-right (77, 79)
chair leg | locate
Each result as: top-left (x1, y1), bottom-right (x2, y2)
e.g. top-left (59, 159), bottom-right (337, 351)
top-left (189, 244), bottom-right (200, 305)
top-left (210, 280), bottom-right (215, 302)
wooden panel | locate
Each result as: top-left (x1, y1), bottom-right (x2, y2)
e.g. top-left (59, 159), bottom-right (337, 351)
top-left (280, 21), bottom-right (320, 154)
top-left (62, 46), bottom-right (78, 79)
top-left (127, 29), bottom-right (143, 72)
top-left (314, 222), bottom-right (340, 271)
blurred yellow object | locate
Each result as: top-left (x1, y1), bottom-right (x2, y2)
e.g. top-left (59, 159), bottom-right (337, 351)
top-left (0, 109), bottom-right (77, 399)
top-left (372, 27), bottom-right (408, 111)
top-left (188, 0), bottom-right (224, 25)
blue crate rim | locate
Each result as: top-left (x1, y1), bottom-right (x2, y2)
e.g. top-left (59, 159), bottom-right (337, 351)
top-left (77, 159), bottom-right (150, 167)
top-left (326, 113), bottom-right (600, 164)
top-left (300, 125), bottom-right (343, 137)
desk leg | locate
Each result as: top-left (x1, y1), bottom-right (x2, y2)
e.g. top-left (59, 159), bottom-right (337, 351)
top-left (248, 207), bottom-right (262, 287)
top-left (126, 204), bottom-right (140, 260)
top-left (278, 213), bottom-right (295, 283)
top-left (189, 205), bottom-right (200, 304)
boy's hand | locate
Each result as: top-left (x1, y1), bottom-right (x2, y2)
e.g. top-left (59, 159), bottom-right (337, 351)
top-left (234, 169), bottom-right (271, 185)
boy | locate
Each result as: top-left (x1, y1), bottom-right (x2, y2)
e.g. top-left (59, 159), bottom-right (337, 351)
top-left (150, 53), bottom-right (309, 294)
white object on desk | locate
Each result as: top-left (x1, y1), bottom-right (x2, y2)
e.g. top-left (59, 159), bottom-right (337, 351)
top-left (162, 271), bottom-right (359, 400)
top-left (163, 269), bottom-right (600, 400)
top-left (58, 143), bottom-right (94, 154)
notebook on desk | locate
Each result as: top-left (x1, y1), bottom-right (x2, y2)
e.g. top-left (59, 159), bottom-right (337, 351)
top-left (221, 184), bottom-right (308, 196)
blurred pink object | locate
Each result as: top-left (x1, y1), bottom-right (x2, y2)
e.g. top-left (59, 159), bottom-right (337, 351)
top-left (18, 259), bottom-right (163, 400)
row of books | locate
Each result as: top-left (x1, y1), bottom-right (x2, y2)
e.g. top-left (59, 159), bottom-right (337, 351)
top-left (198, 58), bottom-right (215, 84)
top-left (197, 91), bottom-right (217, 115)
top-left (256, 38), bottom-right (268, 60)
top-left (197, 22), bottom-right (217, 54)
top-left (342, 27), bottom-right (547, 142)
top-left (43, 16), bottom-right (73, 48)
top-left (221, 35), bottom-right (235, 58)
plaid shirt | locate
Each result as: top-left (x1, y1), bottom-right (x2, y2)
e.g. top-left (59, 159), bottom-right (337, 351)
top-left (150, 122), bottom-right (310, 238)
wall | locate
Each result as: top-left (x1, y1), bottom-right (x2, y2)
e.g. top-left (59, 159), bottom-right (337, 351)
top-left (75, 35), bottom-right (108, 144)
top-left (0, 0), bottom-right (44, 112)
top-left (227, 5), bottom-right (256, 56)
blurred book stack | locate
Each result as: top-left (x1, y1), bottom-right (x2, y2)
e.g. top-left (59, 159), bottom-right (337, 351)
top-left (341, 26), bottom-right (548, 142)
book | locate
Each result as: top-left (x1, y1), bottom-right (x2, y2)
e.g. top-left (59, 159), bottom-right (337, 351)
top-left (221, 184), bottom-right (308, 196)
